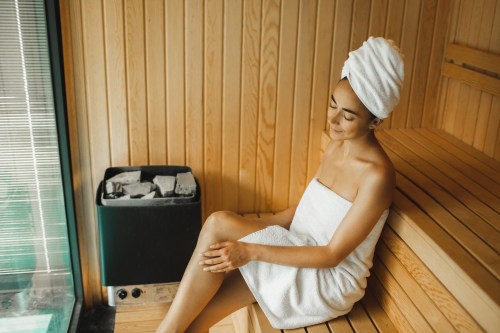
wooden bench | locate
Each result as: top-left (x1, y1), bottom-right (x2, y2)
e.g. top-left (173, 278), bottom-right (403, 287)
top-left (233, 42), bottom-right (499, 333)
top-left (234, 128), bottom-right (499, 333)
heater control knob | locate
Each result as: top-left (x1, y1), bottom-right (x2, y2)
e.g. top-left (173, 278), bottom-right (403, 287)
top-left (131, 288), bottom-right (142, 298)
top-left (116, 289), bottom-right (127, 300)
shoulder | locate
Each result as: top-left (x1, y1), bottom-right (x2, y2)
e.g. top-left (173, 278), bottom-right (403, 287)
top-left (358, 153), bottom-right (395, 203)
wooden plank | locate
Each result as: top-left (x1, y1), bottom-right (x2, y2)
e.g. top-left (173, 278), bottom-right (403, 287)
top-left (125, 0), bottom-right (148, 165)
top-left (165, 0), bottom-right (186, 165)
top-left (326, 316), bottom-right (354, 333)
top-left (360, 290), bottom-right (398, 333)
top-left (396, 170), bottom-right (500, 277)
top-left (490, 0), bottom-right (500, 52)
top-left (255, 0), bottom-right (280, 212)
top-left (115, 304), bottom-right (169, 322)
top-left (441, 62), bottom-right (500, 96)
top-left (473, 0), bottom-right (498, 153)
top-left (249, 304), bottom-right (281, 333)
top-left (372, 256), bottom-right (434, 332)
top-left (413, 128), bottom-right (500, 185)
top-left (103, 0), bottom-right (129, 166)
top-left (368, 0), bottom-right (389, 37)
top-left (329, 0), bottom-right (354, 95)
top-left (386, 129), bottom-right (499, 213)
top-left (483, 96), bottom-right (500, 158)
top-left (272, 0), bottom-right (299, 212)
top-left (145, 0), bottom-right (166, 165)
top-left (307, 0), bottom-right (336, 182)
top-left (391, 0), bottom-right (421, 129)
top-left (114, 319), bottom-right (161, 332)
top-left (380, 134), bottom-right (500, 261)
top-left (239, 0), bottom-right (262, 213)
top-left (463, 89), bottom-right (484, 146)
top-left (381, 130), bottom-right (500, 232)
top-left (407, 0), bottom-right (438, 128)
top-left (384, 0), bottom-right (405, 45)
top-left (408, 129), bottom-right (500, 195)
top-left (222, 0), bottom-right (243, 213)
top-left (375, 241), bottom-right (456, 332)
top-left (380, 226), bottom-right (483, 332)
top-left (185, 0), bottom-right (206, 218)
top-left (419, 128), bottom-right (500, 182)
top-left (63, 0), bottom-right (100, 305)
top-left (204, 0), bottom-right (224, 217)
top-left (435, 76), bottom-right (448, 129)
top-left (452, 81), bottom-right (471, 139)
top-left (389, 197), bottom-right (500, 332)
top-left (367, 273), bottom-right (415, 333)
top-left (473, 93), bottom-right (494, 154)
top-left (346, 302), bottom-right (378, 333)
top-left (445, 43), bottom-right (500, 74)
top-left (415, 128), bottom-right (500, 182)
top-left (441, 79), bottom-right (461, 133)
top-left (304, 323), bottom-right (330, 332)
top-left (232, 306), bottom-right (254, 333)
top-left (349, 0), bottom-right (370, 50)
top-left (289, 0), bottom-right (317, 206)
top-left (80, 0), bottom-right (110, 305)
top-left (421, 0), bottom-right (453, 127)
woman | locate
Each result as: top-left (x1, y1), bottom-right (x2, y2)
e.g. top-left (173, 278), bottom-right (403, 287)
top-left (156, 37), bottom-right (404, 332)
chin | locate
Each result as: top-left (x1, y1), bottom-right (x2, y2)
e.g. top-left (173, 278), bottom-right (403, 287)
top-left (329, 129), bottom-right (344, 140)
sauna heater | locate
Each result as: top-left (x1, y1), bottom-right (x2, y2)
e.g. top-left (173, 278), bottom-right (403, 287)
top-left (96, 166), bottom-right (201, 306)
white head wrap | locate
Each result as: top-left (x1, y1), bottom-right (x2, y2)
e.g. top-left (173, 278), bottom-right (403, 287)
top-left (341, 37), bottom-right (404, 119)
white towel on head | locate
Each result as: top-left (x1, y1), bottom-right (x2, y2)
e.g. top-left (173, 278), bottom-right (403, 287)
top-left (341, 37), bottom-right (404, 119)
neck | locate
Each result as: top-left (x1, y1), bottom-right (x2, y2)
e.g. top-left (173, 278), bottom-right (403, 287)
top-left (341, 130), bottom-right (378, 158)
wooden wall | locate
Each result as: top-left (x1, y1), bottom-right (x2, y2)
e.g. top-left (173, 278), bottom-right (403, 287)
top-left (437, 0), bottom-right (500, 159)
top-left (60, 0), bottom-right (451, 305)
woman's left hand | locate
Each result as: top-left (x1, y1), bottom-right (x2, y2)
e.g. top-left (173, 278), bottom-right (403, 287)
top-left (199, 241), bottom-right (250, 273)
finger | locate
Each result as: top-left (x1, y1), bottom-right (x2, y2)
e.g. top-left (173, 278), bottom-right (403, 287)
top-left (198, 257), bottom-right (225, 266)
top-left (200, 250), bottom-right (224, 258)
top-left (209, 241), bottom-right (231, 249)
top-left (203, 262), bottom-right (229, 272)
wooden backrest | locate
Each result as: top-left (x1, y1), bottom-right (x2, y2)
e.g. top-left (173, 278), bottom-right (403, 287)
top-left (441, 43), bottom-right (500, 96)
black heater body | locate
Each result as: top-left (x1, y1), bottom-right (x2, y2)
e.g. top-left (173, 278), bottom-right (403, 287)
top-left (96, 166), bottom-right (201, 291)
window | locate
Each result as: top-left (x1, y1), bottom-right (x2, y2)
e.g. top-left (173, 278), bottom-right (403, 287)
top-left (0, 0), bottom-right (80, 332)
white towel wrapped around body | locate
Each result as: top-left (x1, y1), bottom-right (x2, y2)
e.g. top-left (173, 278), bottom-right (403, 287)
top-left (341, 37), bottom-right (404, 119)
top-left (239, 178), bottom-right (389, 329)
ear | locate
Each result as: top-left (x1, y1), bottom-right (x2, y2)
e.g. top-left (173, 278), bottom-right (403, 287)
top-left (369, 118), bottom-right (383, 129)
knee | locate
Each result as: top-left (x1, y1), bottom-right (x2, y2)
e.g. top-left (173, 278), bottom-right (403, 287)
top-left (200, 211), bottom-right (234, 239)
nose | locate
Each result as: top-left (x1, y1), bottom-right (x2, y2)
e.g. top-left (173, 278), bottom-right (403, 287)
top-left (328, 108), bottom-right (341, 125)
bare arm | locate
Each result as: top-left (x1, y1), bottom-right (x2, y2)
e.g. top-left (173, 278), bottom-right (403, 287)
top-left (200, 165), bottom-right (394, 271)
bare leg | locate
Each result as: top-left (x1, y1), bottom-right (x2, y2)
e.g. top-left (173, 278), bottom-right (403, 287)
top-left (156, 211), bottom-right (266, 333)
top-left (186, 270), bottom-right (255, 333)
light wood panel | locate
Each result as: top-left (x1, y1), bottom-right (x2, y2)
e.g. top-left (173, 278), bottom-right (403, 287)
top-left (437, 0), bottom-right (500, 160)
top-left (60, 0), bottom-right (452, 305)
top-left (113, 303), bottom-right (237, 333)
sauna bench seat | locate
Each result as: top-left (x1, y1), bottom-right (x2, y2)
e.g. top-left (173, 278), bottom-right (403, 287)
top-left (236, 128), bottom-right (499, 333)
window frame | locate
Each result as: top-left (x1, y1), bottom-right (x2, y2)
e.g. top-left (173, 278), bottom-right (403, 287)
top-left (44, 0), bottom-right (83, 331)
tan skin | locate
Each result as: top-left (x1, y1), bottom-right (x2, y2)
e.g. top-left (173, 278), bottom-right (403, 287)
top-left (156, 79), bottom-right (395, 333)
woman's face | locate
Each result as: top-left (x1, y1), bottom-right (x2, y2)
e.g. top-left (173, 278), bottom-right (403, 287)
top-left (327, 79), bottom-right (380, 141)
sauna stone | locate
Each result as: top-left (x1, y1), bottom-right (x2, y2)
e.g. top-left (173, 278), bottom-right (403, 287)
top-left (105, 182), bottom-right (123, 195)
top-left (175, 172), bottom-right (196, 196)
top-left (123, 182), bottom-right (155, 197)
top-left (141, 191), bottom-right (156, 199)
top-left (106, 171), bottom-right (141, 185)
top-left (153, 175), bottom-right (176, 197)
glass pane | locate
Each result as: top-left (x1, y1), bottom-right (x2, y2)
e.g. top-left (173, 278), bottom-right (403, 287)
top-left (0, 0), bottom-right (76, 332)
